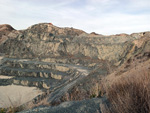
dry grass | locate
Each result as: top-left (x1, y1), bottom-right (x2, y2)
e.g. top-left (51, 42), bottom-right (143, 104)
top-left (102, 71), bottom-right (150, 113)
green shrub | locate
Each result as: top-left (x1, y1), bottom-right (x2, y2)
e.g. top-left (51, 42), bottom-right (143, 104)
top-left (0, 108), bottom-right (6, 113)
top-left (90, 94), bottom-right (96, 98)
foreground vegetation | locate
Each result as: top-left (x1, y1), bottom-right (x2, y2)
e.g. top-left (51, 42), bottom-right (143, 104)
top-left (102, 71), bottom-right (150, 113)
top-left (0, 107), bottom-right (22, 113)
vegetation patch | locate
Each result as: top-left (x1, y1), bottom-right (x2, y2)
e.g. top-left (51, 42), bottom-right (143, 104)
top-left (103, 71), bottom-right (150, 113)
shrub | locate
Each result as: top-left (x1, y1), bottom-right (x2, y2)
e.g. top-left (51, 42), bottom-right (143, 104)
top-left (102, 71), bottom-right (150, 113)
top-left (0, 108), bottom-right (5, 113)
top-left (90, 94), bottom-right (97, 98)
top-left (0, 94), bottom-right (24, 113)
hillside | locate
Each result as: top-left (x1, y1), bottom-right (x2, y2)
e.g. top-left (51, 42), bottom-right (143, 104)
top-left (0, 23), bottom-right (150, 113)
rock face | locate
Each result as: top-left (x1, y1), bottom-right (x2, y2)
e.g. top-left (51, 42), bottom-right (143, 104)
top-left (0, 24), bottom-right (19, 46)
top-left (20, 98), bottom-right (106, 113)
top-left (0, 24), bottom-right (14, 36)
top-left (0, 23), bottom-right (150, 112)
top-left (0, 23), bottom-right (141, 64)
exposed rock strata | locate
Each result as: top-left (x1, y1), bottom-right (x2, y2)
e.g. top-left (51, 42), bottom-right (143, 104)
top-left (0, 23), bottom-right (144, 65)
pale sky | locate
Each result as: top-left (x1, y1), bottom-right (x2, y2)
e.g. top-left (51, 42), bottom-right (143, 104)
top-left (0, 0), bottom-right (150, 35)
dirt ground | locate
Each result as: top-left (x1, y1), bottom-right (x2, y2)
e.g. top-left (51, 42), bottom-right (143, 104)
top-left (0, 84), bottom-right (43, 108)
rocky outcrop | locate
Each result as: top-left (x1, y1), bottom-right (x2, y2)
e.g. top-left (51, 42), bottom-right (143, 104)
top-left (0, 23), bottom-right (144, 66)
top-left (20, 98), bottom-right (107, 113)
top-left (0, 24), bottom-right (15, 36)
top-left (0, 24), bottom-right (17, 45)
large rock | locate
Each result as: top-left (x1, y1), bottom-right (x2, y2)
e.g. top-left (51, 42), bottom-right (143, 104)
top-left (20, 98), bottom-right (107, 113)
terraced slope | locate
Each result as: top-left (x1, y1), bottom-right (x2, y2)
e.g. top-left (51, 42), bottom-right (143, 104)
top-left (0, 54), bottom-right (91, 107)
top-left (0, 56), bottom-right (90, 88)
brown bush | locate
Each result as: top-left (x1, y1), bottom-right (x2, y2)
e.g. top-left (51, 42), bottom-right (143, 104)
top-left (102, 71), bottom-right (150, 113)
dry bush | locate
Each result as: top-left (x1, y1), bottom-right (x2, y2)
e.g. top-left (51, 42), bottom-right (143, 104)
top-left (102, 71), bottom-right (150, 113)
top-left (25, 97), bottom-right (49, 110)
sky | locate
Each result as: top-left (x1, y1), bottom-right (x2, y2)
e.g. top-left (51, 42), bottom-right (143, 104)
top-left (0, 0), bottom-right (150, 35)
